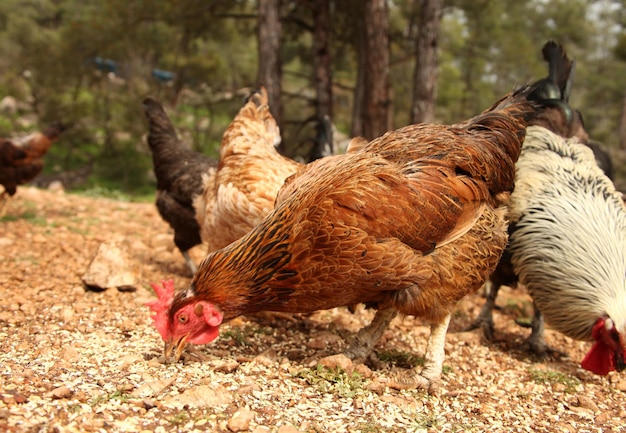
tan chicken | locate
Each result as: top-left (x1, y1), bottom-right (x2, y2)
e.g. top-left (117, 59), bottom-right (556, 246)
top-left (149, 85), bottom-right (539, 394)
top-left (193, 87), bottom-right (302, 253)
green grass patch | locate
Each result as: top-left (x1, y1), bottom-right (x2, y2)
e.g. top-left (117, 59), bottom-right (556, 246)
top-left (528, 367), bottom-right (581, 393)
top-left (89, 389), bottom-right (131, 406)
top-left (294, 365), bottom-right (366, 398)
top-left (377, 349), bottom-right (424, 369)
top-left (221, 325), bottom-right (274, 346)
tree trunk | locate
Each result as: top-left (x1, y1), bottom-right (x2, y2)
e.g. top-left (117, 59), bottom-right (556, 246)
top-left (619, 96), bottom-right (626, 150)
top-left (362, 0), bottom-right (391, 140)
top-left (312, 0), bottom-right (332, 119)
top-left (350, 21), bottom-right (367, 139)
top-left (257, 0), bottom-right (282, 128)
top-left (410, 0), bottom-right (443, 124)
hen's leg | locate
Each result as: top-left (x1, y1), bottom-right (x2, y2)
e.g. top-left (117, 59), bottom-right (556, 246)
top-left (523, 304), bottom-right (566, 359)
top-left (0, 192), bottom-right (9, 218)
top-left (345, 307), bottom-right (397, 361)
top-left (389, 313), bottom-right (451, 395)
top-left (465, 280), bottom-right (500, 340)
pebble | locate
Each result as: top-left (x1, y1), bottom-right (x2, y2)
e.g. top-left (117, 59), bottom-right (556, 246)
top-left (161, 385), bottom-right (232, 409)
top-left (131, 377), bottom-right (175, 399)
top-left (577, 395), bottom-right (599, 412)
top-left (318, 354), bottom-right (354, 374)
top-left (228, 409), bottom-right (256, 432)
top-left (616, 379), bottom-right (626, 392)
top-left (50, 386), bottom-right (72, 399)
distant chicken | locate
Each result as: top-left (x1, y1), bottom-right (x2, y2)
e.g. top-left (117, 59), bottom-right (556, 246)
top-left (508, 126), bottom-right (626, 375)
top-left (466, 42), bottom-right (626, 376)
top-left (143, 97), bottom-right (217, 274)
top-left (0, 122), bottom-right (65, 216)
top-left (148, 85), bottom-right (539, 393)
top-left (193, 87), bottom-right (302, 253)
top-left (468, 41), bottom-right (608, 339)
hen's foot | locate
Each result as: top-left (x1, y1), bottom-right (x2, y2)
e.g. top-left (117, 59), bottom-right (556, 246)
top-left (523, 337), bottom-right (568, 360)
top-left (521, 306), bottom-right (567, 360)
top-left (385, 371), bottom-right (442, 395)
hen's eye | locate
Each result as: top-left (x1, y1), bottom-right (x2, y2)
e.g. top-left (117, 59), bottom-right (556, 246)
top-left (178, 314), bottom-right (188, 324)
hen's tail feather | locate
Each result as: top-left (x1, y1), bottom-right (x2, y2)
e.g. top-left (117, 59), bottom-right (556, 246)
top-left (542, 40), bottom-right (573, 100)
top-left (527, 41), bottom-right (573, 104)
top-left (42, 122), bottom-right (67, 140)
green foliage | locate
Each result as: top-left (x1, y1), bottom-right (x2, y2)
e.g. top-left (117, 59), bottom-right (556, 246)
top-left (294, 365), bottom-right (367, 398)
top-left (528, 367), bottom-right (582, 393)
top-left (377, 349), bottom-right (425, 369)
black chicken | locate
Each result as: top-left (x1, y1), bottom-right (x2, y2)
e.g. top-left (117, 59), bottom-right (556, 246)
top-left (142, 97), bottom-right (217, 275)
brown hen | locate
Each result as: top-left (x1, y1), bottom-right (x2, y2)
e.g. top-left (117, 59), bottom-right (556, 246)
top-left (149, 86), bottom-right (539, 393)
top-left (0, 122), bottom-right (65, 216)
top-left (193, 87), bottom-right (302, 253)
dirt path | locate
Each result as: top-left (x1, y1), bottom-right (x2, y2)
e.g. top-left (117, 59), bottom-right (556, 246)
top-left (0, 187), bottom-right (624, 433)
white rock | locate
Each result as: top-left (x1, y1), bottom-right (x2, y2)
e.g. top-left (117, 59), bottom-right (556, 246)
top-left (81, 241), bottom-right (139, 291)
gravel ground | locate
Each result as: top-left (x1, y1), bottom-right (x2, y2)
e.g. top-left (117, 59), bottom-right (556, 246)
top-left (1, 186), bottom-right (625, 433)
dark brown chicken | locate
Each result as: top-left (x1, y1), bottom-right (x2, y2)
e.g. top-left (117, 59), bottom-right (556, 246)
top-left (466, 41), bottom-right (611, 345)
top-left (143, 97), bottom-right (217, 275)
top-left (149, 85), bottom-right (539, 393)
top-left (0, 122), bottom-right (65, 216)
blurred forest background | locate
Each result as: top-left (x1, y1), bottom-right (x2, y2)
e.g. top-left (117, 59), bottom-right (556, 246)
top-left (1, 0), bottom-right (626, 197)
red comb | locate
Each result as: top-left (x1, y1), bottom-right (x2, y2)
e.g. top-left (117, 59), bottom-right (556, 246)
top-left (146, 279), bottom-right (176, 340)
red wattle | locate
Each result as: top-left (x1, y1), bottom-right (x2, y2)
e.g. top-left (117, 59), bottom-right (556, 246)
top-left (581, 340), bottom-right (613, 375)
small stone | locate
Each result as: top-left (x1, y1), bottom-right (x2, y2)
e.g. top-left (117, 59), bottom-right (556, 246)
top-left (228, 409), bottom-right (256, 432)
top-left (143, 399), bottom-right (157, 410)
top-left (50, 386), bottom-right (72, 399)
top-left (130, 377), bottom-right (176, 398)
top-left (318, 354), bottom-right (353, 374)
top-left (253, 348), bottom-right (278, 366)
top-left (616, 379), bottom-right (626, 392)
top-left (161, 385), bottom-right (232, 409)
top-left (594, 411), bottom-right (612, 423)
top-left (354, 363), bottom-right (373, 378)
top-left (213, 360), bottom-right (240, 373)
top-left (577, 395), bottom-right (599, 412)
top-left (251, 427), bottom-right (271, 433)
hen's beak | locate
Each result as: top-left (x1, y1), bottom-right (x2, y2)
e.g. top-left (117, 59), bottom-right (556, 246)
top-left (164, 335), bottom-right (188, 361)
